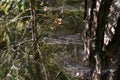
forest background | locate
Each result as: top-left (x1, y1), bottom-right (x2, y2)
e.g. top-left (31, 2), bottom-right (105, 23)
top-left (0, 0), bottom-right (84, 80)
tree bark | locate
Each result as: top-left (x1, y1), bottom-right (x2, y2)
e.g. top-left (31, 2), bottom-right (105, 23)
top-left (107, 17), bottom-right (120, 80)
top-left (84, 0), bottom-right (120, 79)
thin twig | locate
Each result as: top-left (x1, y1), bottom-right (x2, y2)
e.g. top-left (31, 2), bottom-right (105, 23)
top-left (54, 70), bottom-right (63, 80)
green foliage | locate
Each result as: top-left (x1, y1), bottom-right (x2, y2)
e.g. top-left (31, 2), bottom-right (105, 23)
top-left (0, 0), bottom-right (84, 80)
top-left (65, 0), bottom-right (83, 4)
top-left (62, 10), bottom-right (84, 34)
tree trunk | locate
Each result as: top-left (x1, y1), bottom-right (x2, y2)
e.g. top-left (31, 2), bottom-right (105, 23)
top-left (107, 17), bottom-right (120, 80)
top-left (84, 0), bottom-right (120, 79)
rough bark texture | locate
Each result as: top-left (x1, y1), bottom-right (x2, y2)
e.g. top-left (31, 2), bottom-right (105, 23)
top-left (84, 0), bottom-right (120, 79)
top-left (108, 17), bottom-right (120, 80)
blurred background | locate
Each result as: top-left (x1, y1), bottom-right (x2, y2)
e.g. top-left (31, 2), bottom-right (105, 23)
top-left (0, 0), bottom-right (86, 80)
